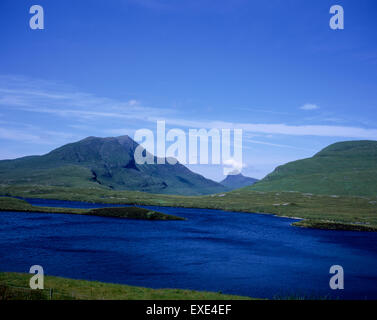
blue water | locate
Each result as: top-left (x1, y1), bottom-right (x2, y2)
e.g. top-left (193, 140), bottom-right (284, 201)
top-left (1, 198), bottom-right (377, 299)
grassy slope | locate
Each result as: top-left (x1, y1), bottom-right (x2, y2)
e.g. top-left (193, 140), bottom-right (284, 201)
top-left (1, 185), bottom-right (376, 231)
top-left (0, 272), bottom-right (252, 300)
top-left (249, 140), bottom-right (377, 197)
top-left (0, 197), bottom-right (184, 221)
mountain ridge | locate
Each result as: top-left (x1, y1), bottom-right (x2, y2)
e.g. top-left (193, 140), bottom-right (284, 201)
top-left (0, 135), bottom-right (228, 196)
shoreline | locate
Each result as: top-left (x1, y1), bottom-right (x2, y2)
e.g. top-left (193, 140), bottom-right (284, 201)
top-left (2, 194), bottom-right (376, 232)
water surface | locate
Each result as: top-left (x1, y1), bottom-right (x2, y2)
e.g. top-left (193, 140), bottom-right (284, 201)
top-left (1, 198), bottom-right (376, 299)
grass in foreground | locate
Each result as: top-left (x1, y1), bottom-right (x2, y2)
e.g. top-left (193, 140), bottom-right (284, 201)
top-left (0, 272), bottom-right (253, 300)
top-left (0, 197), bottom-right (184, 221)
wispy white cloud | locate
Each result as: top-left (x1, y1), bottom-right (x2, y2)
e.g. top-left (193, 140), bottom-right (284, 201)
top-left (159, 118), bottom-right (377, 140)
top-left (244, 138), bottom-right (314, 151)
top-left (1, 75), bottom-right (377, 143)
top-left (0, 127), bottom-right (42, 143)
top-left (0, 127), bottom-right (78, 145)
top-left (235, 107), bottom-right (292, 115)
top-left (300, 103), bottom-right (320, 110)
top-left (0, 76), bottom-right (174, 126)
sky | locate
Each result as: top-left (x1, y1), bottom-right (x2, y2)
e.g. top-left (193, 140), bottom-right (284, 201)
top-left (1, 0), bottom-right (377, 181)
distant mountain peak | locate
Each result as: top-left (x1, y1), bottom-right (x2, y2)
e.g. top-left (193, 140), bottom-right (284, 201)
top-left (115, 135), bottom-right (132, 142)
top-left (227, 169), bottom-right (242, 176)
top-left (220, 173), bottom-right (258, 190)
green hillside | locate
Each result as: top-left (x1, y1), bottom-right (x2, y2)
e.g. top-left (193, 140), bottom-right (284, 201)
top-left (249, 140), bottom-right (377, 197)
top-left (0, 136), bottom-right (227, 196)
top-left (0, 272), bottom-right (253, 300)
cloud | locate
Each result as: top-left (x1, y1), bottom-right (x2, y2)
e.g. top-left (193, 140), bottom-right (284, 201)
top-left (161, 118), bottom-right (377, 140)
top-left (244, 138), bottom-right (314, 151)
top-left (0, 127), bottom-right (78, 145)
top-left (0, 127), bottom-right (42, 143)
top-left (0, 75), bottom-right (174, 125)
top-left (300, 103), bottom-right (320, 110)
top-left (223, 158), bottom-right (246, 175)
top-left (2, 75), bottom-right (377, 143)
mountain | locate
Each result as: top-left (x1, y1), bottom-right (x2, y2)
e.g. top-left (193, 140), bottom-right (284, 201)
top-left (0, 136), bottom-right (228, 196)
top-left (248, 140), bottom-right (377, 197)
top-left (220, 173), bottom-right (258, 190)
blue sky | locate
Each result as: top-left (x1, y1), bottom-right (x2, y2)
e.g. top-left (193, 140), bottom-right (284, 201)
top-left (1, 0), bottom-right (377, 181)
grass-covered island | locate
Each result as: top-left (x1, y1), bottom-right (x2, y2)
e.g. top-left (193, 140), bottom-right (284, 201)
top-left (0, 197), bottom-right (184, 221)
top-left (292, 219), bottom-right (377, 232)
top-left (0, 272), bottom-right (252, 300)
